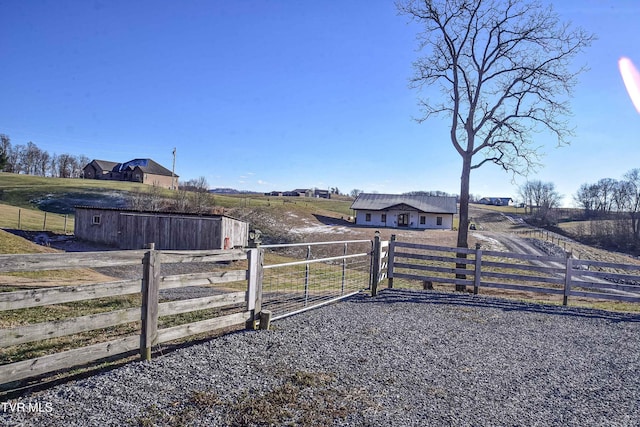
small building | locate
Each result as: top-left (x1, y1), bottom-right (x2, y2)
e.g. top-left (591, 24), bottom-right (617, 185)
top-left (478, 197), bottom-right (513, 206)
top-left (351, 193), bottom-right (457, 229)
top-left (83, 158), bottom-right (178, 189)
top-left (292, 188), bottom-right (314, 197)
top-left (314, 189), bottom-right (331, 199)
top-left (74, 207), bottom-right (249, 250)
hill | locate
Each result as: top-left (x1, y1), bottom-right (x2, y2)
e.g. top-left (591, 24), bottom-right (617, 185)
top-left (0, 172), bottom-right (358, 244)
top-left (0, 229), bottom-right (59, 254)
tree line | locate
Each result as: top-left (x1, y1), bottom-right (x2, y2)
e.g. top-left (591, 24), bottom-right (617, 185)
top-left (518, 180), bottom-right (562, 225)
top-left (573, 169), bottom-right (640, 247)
top-left (0, 134), bottom-right (89, 178)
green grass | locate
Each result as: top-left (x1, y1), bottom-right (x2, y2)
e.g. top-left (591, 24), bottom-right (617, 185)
top-left (219, 193), bottom-right (355, 216)
top-left (0, 229), bottom-right (58, 254)
top-left (0, 202), bottom-right (73, 233)
top-left (0, 172), bottom-right (144, 208)
top-left (0, 172), bottom-right (355, 218)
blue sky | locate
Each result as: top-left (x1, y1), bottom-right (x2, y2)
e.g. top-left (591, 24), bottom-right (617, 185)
top-left (1, 0), bottom-right (639, 206)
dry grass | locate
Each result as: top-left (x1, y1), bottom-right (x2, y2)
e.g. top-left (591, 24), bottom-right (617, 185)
top-left (0, 229), bottom-right (59, 254)
top-left (0, 202), bottom-right (73, 233)
top-left (135, 369), bottom-right (374, 426)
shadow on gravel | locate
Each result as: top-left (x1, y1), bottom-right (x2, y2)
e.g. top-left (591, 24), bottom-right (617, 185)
top-left (355, 288), bottom-right (640, 323)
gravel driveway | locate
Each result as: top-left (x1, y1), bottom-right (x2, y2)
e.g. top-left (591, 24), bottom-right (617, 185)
top-left (2, 289), bottom-right (639, 426)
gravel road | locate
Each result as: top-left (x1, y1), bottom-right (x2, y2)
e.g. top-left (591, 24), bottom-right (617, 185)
top-left (2, 289), bottom-right (639, 426)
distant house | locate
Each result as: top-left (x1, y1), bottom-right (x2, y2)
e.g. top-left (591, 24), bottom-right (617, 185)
top-left (74, 206), bottom-right (248, 250)
top-left (292, 188), bottom-right (314, 197)
top-left (478, 197), bottom-right (513, 206)
top-left (314, 189), bottom-right (331, 199)
top-left (266, 188), bottom-right (330, 198)
top-left (82, 158), bottom-right (178, 189)
top-left (351, 193), bottom-right (457, 229)
top-left (83, 160), bottom-right (120, 180)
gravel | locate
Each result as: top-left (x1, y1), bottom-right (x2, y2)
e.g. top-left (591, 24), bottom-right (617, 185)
top-left (2, 289), bottom-right (639, 426)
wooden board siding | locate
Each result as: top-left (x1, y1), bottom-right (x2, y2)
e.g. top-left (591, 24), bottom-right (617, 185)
top-left (222, 216), bottom-right (250, 248)
top-left (74, 208), bottom-right (249, 250)
top-left (74, 208), bottom-right (121, 246)
top-left (119, 213), bottom-right (223, 250)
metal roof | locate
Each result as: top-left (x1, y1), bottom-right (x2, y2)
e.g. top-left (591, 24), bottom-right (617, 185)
top-left (350, 193), bottom-right (457, 214)
top-left (74, 206), bottom-right (243, 221)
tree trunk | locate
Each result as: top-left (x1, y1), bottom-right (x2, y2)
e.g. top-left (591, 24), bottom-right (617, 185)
top-left (455, 155), bottom-right (472, 292)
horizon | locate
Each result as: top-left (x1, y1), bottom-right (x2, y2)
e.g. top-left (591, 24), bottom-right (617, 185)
top-left (1, 1), bottom-right (639, 207)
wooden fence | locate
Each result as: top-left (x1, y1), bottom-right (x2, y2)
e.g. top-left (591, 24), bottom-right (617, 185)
top-left (0, 246), bottom-right (266, 388)
top-left (381, 236), bottom-right (640, 304)
top-left (371, 232), bottom-right (389, 296)
top-left (3, 234), bottom-right (638, 389)
top-left (0, 207), bottom-right (72, 234)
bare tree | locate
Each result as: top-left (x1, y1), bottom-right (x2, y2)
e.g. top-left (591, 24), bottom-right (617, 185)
top-left (7, 144), bottom-right (25, 174)
top-left (520, 180), bottom-right (561, 224)
top-left (177, 176), bottom-right (213, 212)
top-left (0, 134), bottom-right (10, 171)
top-left (189, 176), bottom-right (212, 213)
top-left (623, 169), bottom-right (640, 242)
top-left (49, 154), bottom-right (58, 177)
top-left (128, 185), bottom-right (164, 211)
top-left (56, 154), bottom-right (75, 178)
top-left (574, 182), bottom-right (599, 218)
top-left (38, 151), bottom-right (51, 176)
top-left (398, 0), bottom-right (594, 254)
top-left (350, 189), bottom-right (363, 198)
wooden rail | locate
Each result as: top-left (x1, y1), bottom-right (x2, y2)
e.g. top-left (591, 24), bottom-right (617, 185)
top-left (0, 247), bottom-right (259, 388)
top-left (384, 238), bottom-right (640, 304)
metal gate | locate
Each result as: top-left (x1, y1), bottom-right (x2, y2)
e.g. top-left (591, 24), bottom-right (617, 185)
top-left (259, 239), bottom-right (373, 320)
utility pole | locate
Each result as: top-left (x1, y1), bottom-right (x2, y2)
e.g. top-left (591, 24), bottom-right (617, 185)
top-left (171, 147), bottom-right (176, 190)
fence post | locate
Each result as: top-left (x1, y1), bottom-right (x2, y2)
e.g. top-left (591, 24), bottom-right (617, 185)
top-left (341, 242), bottom-right (347, 295)
top-left (304, 245), bottom-right (311, 306)
top-left (387, 234), bottom-right (396, 289)
top-left (18, 209), bottom-right (21, 229)
top-left (64, 214), bottom-right (68, 234)
top-left (473, 243), bottom-right (482, 295)
top-left (563, 252), bottom-right (573, 306)
top-left (141, 243), bottom-right (160, 361)
top-left (371, 231), bottom-right (381, 296)
top-left (246, 248), bottom-right (264, 329)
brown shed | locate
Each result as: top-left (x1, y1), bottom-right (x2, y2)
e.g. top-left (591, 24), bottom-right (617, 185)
top-left (74, 207), bottom-right (249, 250)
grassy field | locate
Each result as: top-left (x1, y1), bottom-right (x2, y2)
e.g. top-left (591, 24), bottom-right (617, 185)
top-left (0, 202), bottom-right (74, 233)
top-left (0, 229), bottom-right (58, 254)
top-left (0, 172), bottom-right (354, 212)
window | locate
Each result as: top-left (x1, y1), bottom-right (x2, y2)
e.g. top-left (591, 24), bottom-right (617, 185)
top-left (365, 213), bottom-right (371, 222)
top-left (437, 216), bottom-right (443, 226)
top-left (381, 214), bottom-right (387, 222)
top-left (92, 215), bottom-right (101, 225)
top-left (420, 216), bottom-right (426, 225)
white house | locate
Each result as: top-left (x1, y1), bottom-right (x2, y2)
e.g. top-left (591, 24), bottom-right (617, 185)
top-left (350, 193), bottom-right (457, 230)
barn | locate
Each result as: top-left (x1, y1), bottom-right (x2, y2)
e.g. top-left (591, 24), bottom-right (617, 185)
top-left (74, 207), bottom-right (249, 250)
